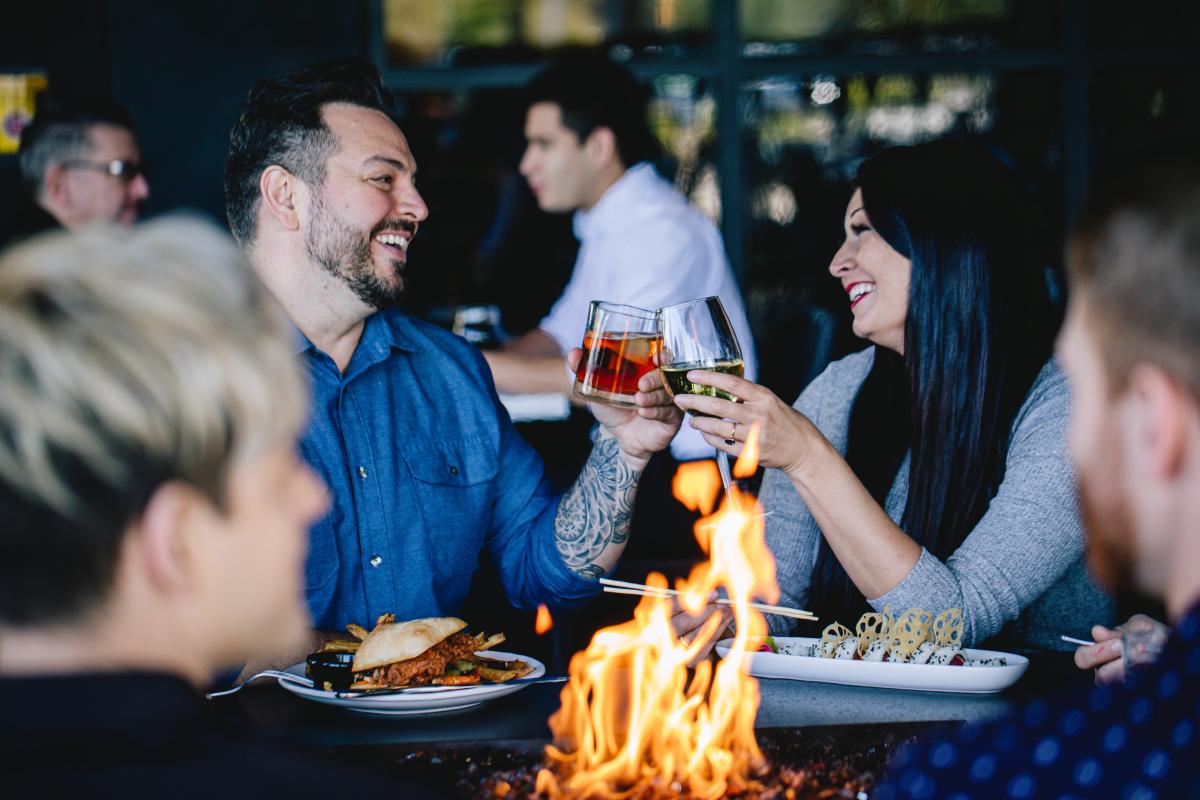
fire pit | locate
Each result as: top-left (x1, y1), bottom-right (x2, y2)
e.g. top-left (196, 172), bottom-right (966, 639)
top-left (333, 722), bottom-right (941, 799)
top-left (320, 431), bottom-right (940, 799)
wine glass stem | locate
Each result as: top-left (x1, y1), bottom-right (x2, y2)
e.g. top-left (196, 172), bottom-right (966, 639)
top-left (716, 450), bottom-right (737, 508)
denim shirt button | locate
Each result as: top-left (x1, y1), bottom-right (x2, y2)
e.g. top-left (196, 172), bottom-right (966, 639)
top-left (358, 466), bottom-right (368, 479)
top-left (369, 555), bottom-right (383, 567)
top-left (448, 465), bottom-right (459, 476)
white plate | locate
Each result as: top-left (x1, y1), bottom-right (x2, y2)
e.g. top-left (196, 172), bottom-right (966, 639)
top-left (715, 637), bottom-right (1027, 694)
top-left (278, 650), bottom-right (546, 716)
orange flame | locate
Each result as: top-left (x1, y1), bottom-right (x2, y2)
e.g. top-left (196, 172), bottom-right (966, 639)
top-left (671, 459), bottom-right (722, 515)
top-left (536, 604), bottom-right (554, 635)
top-left (733, 423), bottom-right (761, 478)
top-left (538, 436), bottom-right (778, 798)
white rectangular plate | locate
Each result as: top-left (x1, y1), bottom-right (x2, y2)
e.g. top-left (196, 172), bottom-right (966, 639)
top-left (715, 637), bottom-right (1028, 694)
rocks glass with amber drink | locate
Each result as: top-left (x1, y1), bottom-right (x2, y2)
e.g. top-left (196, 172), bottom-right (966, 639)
top-left (573, 301), bottom-right (661, 406)
top-left (657, 296), bottom-right (744, 414)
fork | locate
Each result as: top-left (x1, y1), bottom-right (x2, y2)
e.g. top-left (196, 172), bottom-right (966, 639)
top-left (206, 669), bottom-right (314, 699)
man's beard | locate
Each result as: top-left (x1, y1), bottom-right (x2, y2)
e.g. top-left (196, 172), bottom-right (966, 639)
top-left (305, 193), bottom-right (409, 309)
top-left (1077, 458), bottom-right (1138, 595)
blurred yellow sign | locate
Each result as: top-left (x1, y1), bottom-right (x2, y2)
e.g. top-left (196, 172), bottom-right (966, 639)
top-left (1, 73), bottom-right (48, 155)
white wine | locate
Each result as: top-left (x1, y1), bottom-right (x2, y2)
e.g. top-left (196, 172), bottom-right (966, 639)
top-left (660, 359), bottom-right (744, 411)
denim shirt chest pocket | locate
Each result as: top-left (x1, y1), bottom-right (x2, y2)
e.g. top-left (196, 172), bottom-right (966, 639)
top-left (400, 437), bottom-right (498, 580)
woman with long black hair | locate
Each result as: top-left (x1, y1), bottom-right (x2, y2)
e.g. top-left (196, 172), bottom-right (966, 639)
top-left (675, 140), bottom-right (1111, 650)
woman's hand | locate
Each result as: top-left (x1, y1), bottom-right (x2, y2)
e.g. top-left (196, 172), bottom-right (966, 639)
top-left (671, 370), bottom-right (826, 479)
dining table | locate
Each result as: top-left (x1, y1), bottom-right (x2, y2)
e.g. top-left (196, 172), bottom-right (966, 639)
top-left (214, 652), bottom-right (1089, 795)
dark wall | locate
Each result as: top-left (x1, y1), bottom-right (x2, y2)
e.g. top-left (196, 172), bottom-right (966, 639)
top-left (3, 0), bottom-right (371, 224)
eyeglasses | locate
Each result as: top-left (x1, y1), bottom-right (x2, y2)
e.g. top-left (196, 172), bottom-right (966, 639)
top-left (60, 158), bottom-right (149, 183)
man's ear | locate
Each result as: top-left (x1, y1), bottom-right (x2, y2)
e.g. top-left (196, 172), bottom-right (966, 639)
top-left (136, 481), bottom-right (203, 593)
top-left (259, 165), bottom-right (303, 232)
top-left (584, 126), bottom-right (618, 169)
top-left (1125, 364), bottom-right (1188, 481)
top-left (42, 162), bottom-right (71, 206)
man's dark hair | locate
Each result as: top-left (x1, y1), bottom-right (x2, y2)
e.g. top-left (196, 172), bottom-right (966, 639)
top-left (17, 98), bottom-right (135, 197)
top-left (526, 53), bottom-right (659, 168)
top-left (224, 57), bottom-right (394, 245)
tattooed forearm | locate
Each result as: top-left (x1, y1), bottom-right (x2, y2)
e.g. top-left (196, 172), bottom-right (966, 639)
top-left (554, 431), bottom-right (643, 578)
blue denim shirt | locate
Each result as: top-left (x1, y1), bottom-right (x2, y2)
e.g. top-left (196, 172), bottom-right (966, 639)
top-left (296, 308), bottom-right (599, 631)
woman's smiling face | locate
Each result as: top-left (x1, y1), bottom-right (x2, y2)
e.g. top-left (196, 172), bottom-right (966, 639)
top-left (828, 188), bottom-right (913, 354)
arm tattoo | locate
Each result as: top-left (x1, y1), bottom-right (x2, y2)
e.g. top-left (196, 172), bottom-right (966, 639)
top-left (554, 431), bottom-right (642, 579)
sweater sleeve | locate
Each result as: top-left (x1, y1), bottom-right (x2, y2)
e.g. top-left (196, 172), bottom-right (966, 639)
top-left (868, 362), bottom-right (1086, 646)
top-left (760, 349), bottom-right (876, 636)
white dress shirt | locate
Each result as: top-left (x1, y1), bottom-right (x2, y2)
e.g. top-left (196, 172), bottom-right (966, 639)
top-left (539, 162), bottom-right (758, 461)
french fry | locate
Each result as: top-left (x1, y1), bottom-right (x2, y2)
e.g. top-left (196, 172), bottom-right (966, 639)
top-left (432, 674), bottom-right (482, 686)
top-left (479, 632), bottom-right (506, 650)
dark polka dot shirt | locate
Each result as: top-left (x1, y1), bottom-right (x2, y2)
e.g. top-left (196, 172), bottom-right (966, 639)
top-left (873, 602), bottom-right (1200, 799)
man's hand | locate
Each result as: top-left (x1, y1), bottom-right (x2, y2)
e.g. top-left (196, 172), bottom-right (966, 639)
top-left (234, 629), bottom-right (344, 684)
top-left (1072, 614), bottom-right (1168, 685)
top-left (569, 348), bottom-right (682, 464)
top-left (1073, 625), bottom-right (1125, 685)
top-left (670, 596), bottom-right (734, 668)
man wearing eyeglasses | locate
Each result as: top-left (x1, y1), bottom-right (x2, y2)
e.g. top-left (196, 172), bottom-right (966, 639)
top-left (3, 98), bottom-right (149, 248)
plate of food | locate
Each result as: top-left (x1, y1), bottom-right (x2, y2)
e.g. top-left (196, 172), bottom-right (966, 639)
top-left (715, 607), bottom-right (1027, 694)
top-left (279, 614), bottom-right (546, 716)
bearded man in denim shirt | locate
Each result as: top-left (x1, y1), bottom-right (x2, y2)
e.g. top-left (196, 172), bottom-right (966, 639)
top-left (222, 58), bottom-right (682, 673)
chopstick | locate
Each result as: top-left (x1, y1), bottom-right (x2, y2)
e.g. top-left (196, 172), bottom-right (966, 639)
top-left (600, 578), bottom-right (817, 622)
top-left (1060, 634), bottom-right (1096, 647)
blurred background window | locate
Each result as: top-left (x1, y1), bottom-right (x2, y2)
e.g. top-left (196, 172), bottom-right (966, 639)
top-left (739, 0), bottom-right (1046, 52)
top-left (373, 0), bottom-right (1096, 405)
top-left (381, 0), bottom-right (713, 66)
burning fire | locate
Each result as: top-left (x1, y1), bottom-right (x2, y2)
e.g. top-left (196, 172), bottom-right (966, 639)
top-left (733, 423), bottom-right (760, 479)
top-left (537, 604), bottom-right (554, 635)
top-left (538, 428), bottom-right (778, 799)
top-left (671, 459), bottom-right (721, 516)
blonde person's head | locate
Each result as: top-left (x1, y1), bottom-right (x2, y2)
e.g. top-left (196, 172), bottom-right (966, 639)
top-left (0, 217), bottom-right (306, 627)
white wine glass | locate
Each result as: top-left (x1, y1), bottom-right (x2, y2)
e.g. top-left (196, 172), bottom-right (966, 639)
top-left (658, 296), bottom-right (745, 496)
top-left (657, 296), bottom-right (745, 411)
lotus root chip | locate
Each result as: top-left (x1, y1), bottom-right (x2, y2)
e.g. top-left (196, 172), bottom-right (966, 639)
top-left (820, 622), bottom-right (852, 657)
top-left (934, 607), bottom-right (964, 647)
top-left (892, 608), bottom-right (933, 658)
top-left (855, 612), bottom-right (890, 656)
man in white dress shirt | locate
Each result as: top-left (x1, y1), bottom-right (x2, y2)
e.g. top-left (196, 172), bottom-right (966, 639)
top-left (484, 54), bottom-right (756, 461)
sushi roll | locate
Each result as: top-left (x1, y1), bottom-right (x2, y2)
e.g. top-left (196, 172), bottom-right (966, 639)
top-left (833, 637), bottom-right (860, 660)
top-left (971, 657), bottom-right (1007, 667)
top-left (909, 641), bottom-right (938, 665)
top-left (860, 638), bottom-right (890, 662)
top-left (927, 645), bottom-right (966, 666)
top-left (817, 638), bottom-right (840, 658)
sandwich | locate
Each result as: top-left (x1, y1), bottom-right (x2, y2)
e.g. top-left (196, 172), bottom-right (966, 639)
top-left (347, 614), bottom-right (531, 690)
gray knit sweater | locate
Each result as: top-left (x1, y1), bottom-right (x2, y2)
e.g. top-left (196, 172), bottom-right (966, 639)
top-left (760, 347), bottom-right (1112, 651)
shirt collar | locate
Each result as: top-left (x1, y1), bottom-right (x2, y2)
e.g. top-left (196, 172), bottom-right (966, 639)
top-left (292, 309), bottom-right (419, 358)
top-left (572, 161), bottom-right (657, 241)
